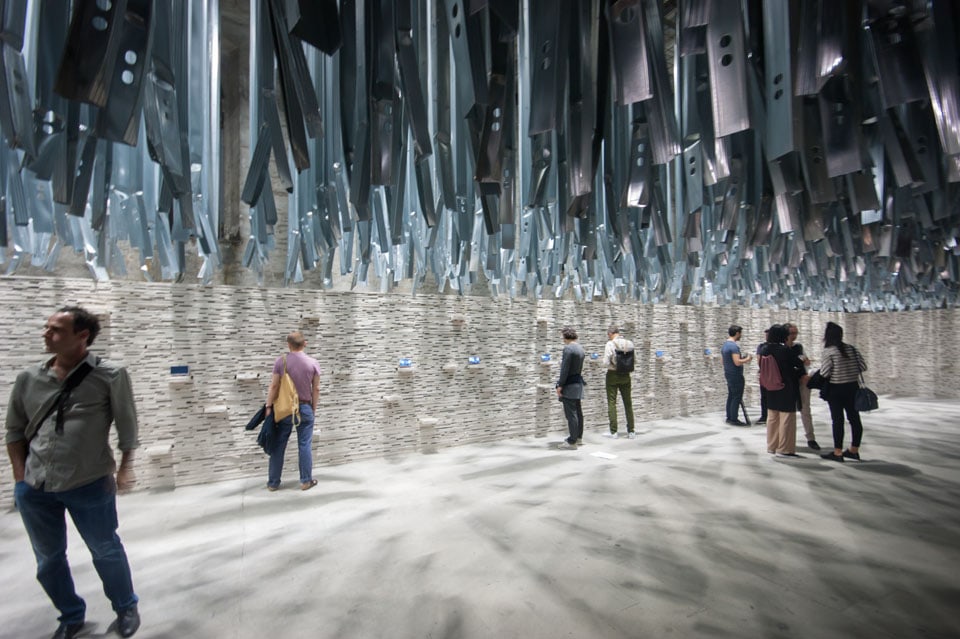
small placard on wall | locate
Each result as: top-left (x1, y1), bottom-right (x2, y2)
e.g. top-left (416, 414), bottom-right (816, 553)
top-left (170, 365), bottom-right (190, 376)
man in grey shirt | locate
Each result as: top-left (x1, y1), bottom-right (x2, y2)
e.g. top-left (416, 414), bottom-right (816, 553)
top-left (5, 306), bottom-right (141, 639)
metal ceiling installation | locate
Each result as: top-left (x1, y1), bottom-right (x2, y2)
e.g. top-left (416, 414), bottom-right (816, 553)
top-left (3, 1), bottom-right (959, 311)
top-left (0, 0), bottom-right (220, 282)
top-left (242, 0), bottom-right (958, 309)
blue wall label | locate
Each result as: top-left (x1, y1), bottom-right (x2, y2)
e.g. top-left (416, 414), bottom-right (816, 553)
top-left (170, 365), bottom-right (190, 376)
top-left (468, 356), bottom-right (481, 365)
top-left (398, 358), bottom-right (413, 368)
top-left (541, 353), bottom-right (551, 362)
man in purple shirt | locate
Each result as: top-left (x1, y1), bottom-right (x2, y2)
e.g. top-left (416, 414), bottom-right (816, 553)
top-left (265, 331), bottom-right (321, 491)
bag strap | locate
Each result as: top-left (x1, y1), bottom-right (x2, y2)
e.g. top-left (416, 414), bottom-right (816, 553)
top-left (25, 357), bottom-right (99, 441)
top-left (281, 354), bottom-right (301, 426)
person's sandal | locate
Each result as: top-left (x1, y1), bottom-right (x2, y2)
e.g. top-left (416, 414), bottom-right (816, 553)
top-left (300, 479), bottom-right (318, 491)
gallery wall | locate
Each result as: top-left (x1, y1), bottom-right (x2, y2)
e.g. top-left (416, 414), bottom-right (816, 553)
top-left (1, 276), bottom-right (957, 508)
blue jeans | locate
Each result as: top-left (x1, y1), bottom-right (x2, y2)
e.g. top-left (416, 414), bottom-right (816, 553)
top-left (268, 403), bottom-right (315, 487)
top-left (725, 372), bottom-right (745, 422)
top-left (15, 476), bottom-right (138, 624)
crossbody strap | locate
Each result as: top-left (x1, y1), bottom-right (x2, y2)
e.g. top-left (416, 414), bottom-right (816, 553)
top-left (25, 357), bottom-right (100, 441)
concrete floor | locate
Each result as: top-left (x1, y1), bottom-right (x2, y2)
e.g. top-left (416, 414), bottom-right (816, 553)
top-left (1, 396), bottom-right (959, 639)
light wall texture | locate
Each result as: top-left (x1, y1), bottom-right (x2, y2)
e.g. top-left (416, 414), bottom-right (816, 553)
top-left (1, 277), bottom-right (957, 508)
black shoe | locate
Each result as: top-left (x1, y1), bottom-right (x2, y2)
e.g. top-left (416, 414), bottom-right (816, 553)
top-left (117, 605), bottom-right (140, 638)
top-left (726, 419), bottom-right (747, 426)
top-left (775, 452), bottom-right (802, 458)
top-left (808, 440), bottom-right (821, 450)
top-left (842, 450), bottom-right (860, 461)
top-left (51, 622), bottom-right (84, 639)
top-left (756, 419), bottom-right (766, 424)
top-left (821, 452), bottom-right (844, 462)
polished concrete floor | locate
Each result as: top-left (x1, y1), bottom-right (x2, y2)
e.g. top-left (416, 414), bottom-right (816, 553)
top-left (1, 396), bottom-right (959, 639)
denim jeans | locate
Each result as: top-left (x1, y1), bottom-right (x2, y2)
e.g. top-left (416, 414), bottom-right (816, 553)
top-left (725, 372), bottom-right (745, 422)
top-left (268, 403), bottom-right (315, 487)
top-left (15, 475), bottom-right (138, 624)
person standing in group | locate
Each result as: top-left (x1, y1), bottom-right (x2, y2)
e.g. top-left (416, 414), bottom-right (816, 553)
top-left (755, 329), bottom-right (769, 424)
top-left (555, 327), bottom-right (586, 450)
top-left (785, 323), bottom-right (820, 450)
top-left (721, 324), bottom-right (752, 426)
top-left (5, 306), bottom-right (141, 639)
top-left (602, 326), bottom-right (636, 438)
top-left (265, 331), bottom-right (321, 490)
top-left (818, 322), bottom-right (867, 462)
top-left (761, 324), bottom-right (808, 458)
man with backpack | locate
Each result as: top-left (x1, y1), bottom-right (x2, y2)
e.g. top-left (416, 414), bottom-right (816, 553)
top-left (602, 326), bottom-right (636, 439)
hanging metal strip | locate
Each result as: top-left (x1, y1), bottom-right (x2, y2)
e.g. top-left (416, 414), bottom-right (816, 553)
top-left (54, 0), bottom-right (125, 107)
top-left (706, 0), bottom-right (750, 138)
top-left (607, 0), bottom-right (651, 105)
top-left (762, 0), bottom-right (796, 160)
top-left (95, 0), bottom-right (153, 146)
top-left (396, 0), bottom-right (432, 161)
top-left (0, 46), bottom-right (36, 157)
top-left (641, 0), bottom-right (680, 165)
top-left (916, 1), bottom-right (960, 157)
top-left (286, 0), bottom-right (342, 55)
top-left (527, 0), bottom-right (563, 134)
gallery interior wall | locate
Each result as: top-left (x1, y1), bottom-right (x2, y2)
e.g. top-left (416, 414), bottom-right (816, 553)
top-left (2, 276), bottom-right (957, 508)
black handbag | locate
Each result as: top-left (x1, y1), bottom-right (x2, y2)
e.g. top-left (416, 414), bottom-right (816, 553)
top-left (855, 374), bottom-right (879, 412)
top-left (806, 369), bottom-right (827, 390)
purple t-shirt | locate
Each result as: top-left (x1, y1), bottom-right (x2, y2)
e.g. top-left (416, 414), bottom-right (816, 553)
top-left (273, 351), bottom-right (321, 403)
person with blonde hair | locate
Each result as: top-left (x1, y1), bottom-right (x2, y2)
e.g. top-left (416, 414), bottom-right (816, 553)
top-left (265, 331), bottom-right (322, 490)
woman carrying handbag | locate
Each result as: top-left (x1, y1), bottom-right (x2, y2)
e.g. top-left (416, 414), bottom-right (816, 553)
top-left (818, 322), bottom-right (867, 462)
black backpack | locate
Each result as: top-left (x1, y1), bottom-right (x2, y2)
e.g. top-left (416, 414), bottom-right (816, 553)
top-left (614, 339), bottom-right (635, 373)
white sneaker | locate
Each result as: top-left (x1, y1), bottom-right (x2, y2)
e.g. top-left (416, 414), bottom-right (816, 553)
top-left (557, 441), bottom-right (577, 450)
top-left (603, 432), bottom-right (619, 439)
top-left (627, 432), bottom-right (636, 439)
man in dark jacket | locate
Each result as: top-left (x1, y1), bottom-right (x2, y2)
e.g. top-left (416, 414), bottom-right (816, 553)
top-left (556, 327), bottom-right (586, 449)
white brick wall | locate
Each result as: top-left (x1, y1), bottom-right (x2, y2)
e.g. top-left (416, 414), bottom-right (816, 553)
top-left (1, 276), bottom-right (956, 507)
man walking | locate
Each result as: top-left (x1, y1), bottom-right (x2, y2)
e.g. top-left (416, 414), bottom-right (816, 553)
top-left (602, 326), bottom-right (636, 438)
top-left (722, 324), bottom-right (752, 425)
top-left (555, 327), bottom-right (586, 449)
top-left (265, 331), bottom-right (321, 491)
top-left (5, 306), bottom-right (141, 639)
